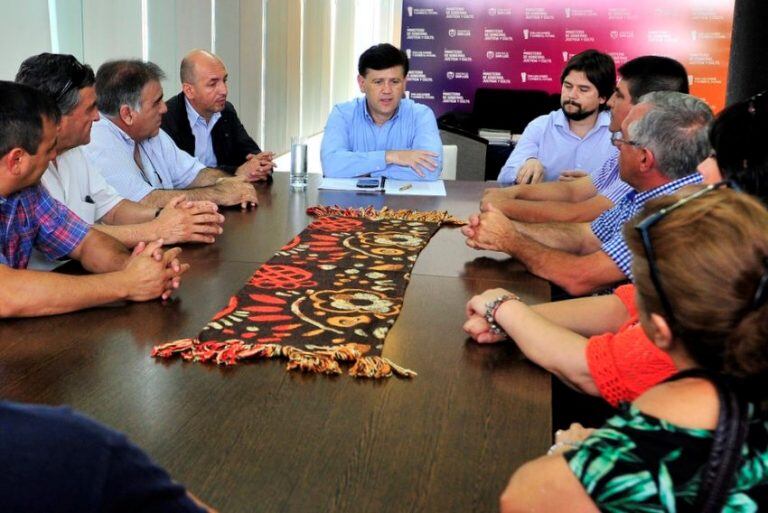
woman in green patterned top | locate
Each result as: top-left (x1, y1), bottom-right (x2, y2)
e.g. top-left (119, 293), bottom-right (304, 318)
top-left (499, 187), bottom-right (768, 513)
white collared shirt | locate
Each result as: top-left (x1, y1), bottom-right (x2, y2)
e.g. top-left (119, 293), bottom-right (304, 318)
top-left (84, 116), bottom-right (205, 202)
top-left (185, 97), bottom-right (221, 167)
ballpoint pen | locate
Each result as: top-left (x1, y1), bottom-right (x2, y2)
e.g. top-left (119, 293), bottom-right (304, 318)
top-left (399, 183), bottom-right (413, 191)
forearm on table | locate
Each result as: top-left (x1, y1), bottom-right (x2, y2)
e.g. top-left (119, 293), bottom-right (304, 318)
top-left (93, 222), bottom-right (158, 249)
top-left (499, 197), bottom-right (608, 223)
top-left (188, 167), bottom-right (228, 188)
top-left (69, 229), bottom-right (132, 273)
top-left (0, 265), bottom-right (130, 317)
top-left (512, 220), bottom-right (599, 254)
top-left (496, 298), bottom-right (597, 394)
top-left (531, 294), bottom-right (632, 336)
top-left (505, 236), bottom-right (626, 296)
top-left (101, 199), bottom-right (157, 225)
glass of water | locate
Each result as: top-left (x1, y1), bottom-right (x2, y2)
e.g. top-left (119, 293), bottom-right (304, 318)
top-left (290, 136), bottom-right (308, 188)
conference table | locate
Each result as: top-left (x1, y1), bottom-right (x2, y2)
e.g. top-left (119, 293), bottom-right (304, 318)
top-left (0, 174), bottom-right (551, 513)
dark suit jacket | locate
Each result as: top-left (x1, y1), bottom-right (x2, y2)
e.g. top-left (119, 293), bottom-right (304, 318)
top-left (161, 92), bottom-right (262, 174)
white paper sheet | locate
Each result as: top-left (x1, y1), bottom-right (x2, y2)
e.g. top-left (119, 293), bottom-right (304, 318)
top-left (384, 179), bottom-right (446, 196)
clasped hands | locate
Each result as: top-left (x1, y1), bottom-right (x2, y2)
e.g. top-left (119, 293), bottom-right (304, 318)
top-left (235, 151), bottom-right (275, 182)
top-left (385, 149), bottom-right (438, 177)
top-left (154, 195), bottom-right (225, 244)
top-left (463, 287), bottom-right (515, 344)
top-left (123, 239), bottom-right (190, 302)
top-left (461, 203), bottom-right (519, 253)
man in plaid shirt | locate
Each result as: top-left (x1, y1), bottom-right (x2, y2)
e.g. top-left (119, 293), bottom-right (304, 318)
top-left (462, 91), bottom-right (712, 296)
top-left (0, 81), bottom-right (189, 317)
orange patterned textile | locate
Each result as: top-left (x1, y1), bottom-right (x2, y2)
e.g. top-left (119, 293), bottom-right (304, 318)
top-left (152, 206), bottom-right (465, 378)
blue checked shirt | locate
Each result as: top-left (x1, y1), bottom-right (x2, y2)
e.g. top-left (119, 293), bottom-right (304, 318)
top-left (0, 184), bottom-right (89, 269)
top-left (591, 173), bottom-right (703, 278)
top-left (590, 153), bottom-right (633, 203)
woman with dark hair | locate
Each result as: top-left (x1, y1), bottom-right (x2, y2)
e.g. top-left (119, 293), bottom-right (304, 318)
top-left (492, 187), bottom-right (768, 511)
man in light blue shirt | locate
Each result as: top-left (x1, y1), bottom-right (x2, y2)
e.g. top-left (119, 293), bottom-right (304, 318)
top-left (84, 60), bottom-right (259, 209)
top-left (321, 43), bottom-right (442, 180)
top-left (498, 50), bottom-right (616, 185)
top-left (464, 92), bottom-right (713, 296)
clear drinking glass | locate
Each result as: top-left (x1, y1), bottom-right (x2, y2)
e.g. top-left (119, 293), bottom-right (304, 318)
top-left (290, 136), bottom-right (308, 188)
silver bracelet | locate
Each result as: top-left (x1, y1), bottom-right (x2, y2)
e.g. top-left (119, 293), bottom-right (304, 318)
top-left (484, 294), bottom-right (521, 336)
top-left (547, 440), bottom-right (582, 456)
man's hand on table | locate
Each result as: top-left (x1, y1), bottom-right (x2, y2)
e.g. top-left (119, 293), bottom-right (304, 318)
top-left (515, 158), bottom-right (545, 184)
top-left (213, 177), bottom-right (259, 209)
top-left (385, 149), bottom-right (438, 177)
top-left (121, 239), bottom-right (190, 301)
top-left (558, 170), bottom-right (588, 182)
top-left (154, 195), bottom-right (225, 244)
top-left (236, 152), bottom-right (275, 182)
top-left (461, 203), bottom-right (519, 254)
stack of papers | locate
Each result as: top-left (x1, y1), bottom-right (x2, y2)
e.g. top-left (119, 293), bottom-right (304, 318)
top-left (478, 128), bottom-right (512, 146)
top-left (318, 178), bottom-right (446, 196)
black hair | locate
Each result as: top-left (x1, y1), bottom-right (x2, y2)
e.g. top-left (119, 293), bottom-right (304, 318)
top-left (618, 56), bottom-right (689, 104)
top-left (710, 91), bottom-right (768, 204)
top-left (357, 43), bottom-right (409, 77)
top-left (560, 49), bottom-right (615, 109)
top-left (15, 53), bottom-right (95, 115)
top-left (95, 60), bottom-right (166, 116)
top-left (0, 81), bottom-right (60, 157)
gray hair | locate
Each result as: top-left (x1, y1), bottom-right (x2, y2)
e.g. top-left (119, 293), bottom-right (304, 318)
top-left (628, 91), bottom-right (713, 179)
top-left (95, 60), bottom-right (166, 116)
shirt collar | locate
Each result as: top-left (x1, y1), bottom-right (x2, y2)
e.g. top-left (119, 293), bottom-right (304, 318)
top-left (634, 172), bottom-right (704, 205)
top-left (98, 115), bottom-right (136, 149)
top-left (185, 97), bottom-right (221, 128)
top-left (360, 96), bottom-right (402, 125)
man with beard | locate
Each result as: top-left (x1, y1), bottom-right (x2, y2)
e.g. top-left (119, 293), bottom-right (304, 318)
top-left (497, 50), bottom-right (615, 184)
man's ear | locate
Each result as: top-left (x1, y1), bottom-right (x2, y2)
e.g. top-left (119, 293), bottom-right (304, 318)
top-left (648, 312), bottom-right (674, 350)
top-left (639, 147), bottom-right (656, 172)
top-left (119, 104), bottom-right (134, 126)
top-left (357, 74), bottom-right (365, 93)
top-left (3, 148), bottom-right (26, 176)
top-left (182, 82), bottom-right (195, 99)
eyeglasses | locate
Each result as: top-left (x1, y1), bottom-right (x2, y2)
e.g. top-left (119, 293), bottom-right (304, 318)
top-left (54, 59), bottom-right (88, 105)
top-left (634, 181), bottom-right (732, 328)
top-left (611, 131), bottom-right (642, 149)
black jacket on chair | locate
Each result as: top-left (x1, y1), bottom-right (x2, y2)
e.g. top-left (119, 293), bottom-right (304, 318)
top-left (161, 92), bottom-right (262, 174)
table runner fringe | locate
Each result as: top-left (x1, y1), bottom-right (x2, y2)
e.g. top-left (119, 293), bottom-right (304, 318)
top-left (151, 339), bottom-right (417, 379)
top-left (307, 205), bottom-right (466, 226)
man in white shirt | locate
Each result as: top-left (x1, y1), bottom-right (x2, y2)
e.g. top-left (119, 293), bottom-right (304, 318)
top-left (16, 54), bottom-right (226, 269)
top-left (84, 60), bottom-right (259, 209)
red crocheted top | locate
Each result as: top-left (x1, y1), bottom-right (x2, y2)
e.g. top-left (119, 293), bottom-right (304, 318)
top-left (585, 284), bottom-right (677, 407)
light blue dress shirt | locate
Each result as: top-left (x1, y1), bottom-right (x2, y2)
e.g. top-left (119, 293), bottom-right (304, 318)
top-left (320, 97), bottom-right (443, 180)
top-left (84, 117), bottom-right (205, 202)
top-left (497, 109), bottom-right (616, 184)
top-left (590, 153), bottom-right (633, 203)
top-left (185, 97), bottom-right (221, 167)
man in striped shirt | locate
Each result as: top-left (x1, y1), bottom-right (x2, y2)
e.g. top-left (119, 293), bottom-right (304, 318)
top-left (462, 92), bottom-right (712, 296)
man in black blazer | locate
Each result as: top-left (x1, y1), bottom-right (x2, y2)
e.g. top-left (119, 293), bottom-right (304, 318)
top-left (162, 50), bottom-right (274, 181)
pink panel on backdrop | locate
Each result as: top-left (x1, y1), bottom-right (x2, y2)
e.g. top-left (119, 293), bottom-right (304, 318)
top-left (401, 0), bottom-right (734, 117)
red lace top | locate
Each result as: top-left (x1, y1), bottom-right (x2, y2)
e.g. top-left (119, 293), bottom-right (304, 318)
top-left (585, 284), bottom-right (677, 407)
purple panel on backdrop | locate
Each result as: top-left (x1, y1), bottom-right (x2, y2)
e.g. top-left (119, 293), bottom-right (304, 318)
top-left (401, 0), bottom-right (734, 118)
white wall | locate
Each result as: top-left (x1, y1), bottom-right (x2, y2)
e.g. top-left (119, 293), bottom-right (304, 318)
top-left (0, 0), bottom-right (403, 153)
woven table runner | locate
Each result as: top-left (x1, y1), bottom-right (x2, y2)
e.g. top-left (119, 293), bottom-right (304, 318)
top-left (152, 206), bottom-right (465, 379)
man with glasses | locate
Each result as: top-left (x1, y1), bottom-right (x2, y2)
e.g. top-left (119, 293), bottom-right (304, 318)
top-left (84, 60), bottom-right (259, 209)
top-left (0, 81), bottom-right (188, 316)
top-left (484, 56), bottom-right (691, 222)
top-left (462, 91), bottom-right (712, 296)
top-left (15, 54), bottom-right (226, 270)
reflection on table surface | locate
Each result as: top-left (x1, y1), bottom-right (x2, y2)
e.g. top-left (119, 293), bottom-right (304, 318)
top-left (0, 174), bottom-right (551, 513)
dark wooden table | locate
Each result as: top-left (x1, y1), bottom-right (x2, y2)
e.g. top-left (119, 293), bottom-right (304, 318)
top-left (0, 174), bottom-right (551, 513)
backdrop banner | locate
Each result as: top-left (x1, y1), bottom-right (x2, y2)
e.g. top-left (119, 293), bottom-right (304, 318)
top-left (402, 0), bottom-right (734, 117)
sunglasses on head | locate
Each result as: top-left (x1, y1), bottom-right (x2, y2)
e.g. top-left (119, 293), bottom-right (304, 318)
top-left (54, 59), bottom-right (88, 105)
top-left (634, 181), bottom-right (737, 328)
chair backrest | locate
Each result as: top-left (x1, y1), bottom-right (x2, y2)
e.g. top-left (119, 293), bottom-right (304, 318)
top-left (442, 145), bottom-right (457, 180)
top-left (439, 128), bottom-right (487, 181)
top-left (473, 88), bottom-right (554, 134)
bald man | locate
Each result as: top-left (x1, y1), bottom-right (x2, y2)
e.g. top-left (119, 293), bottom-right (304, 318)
top-left (162, 50), bottom-right (274, 182)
